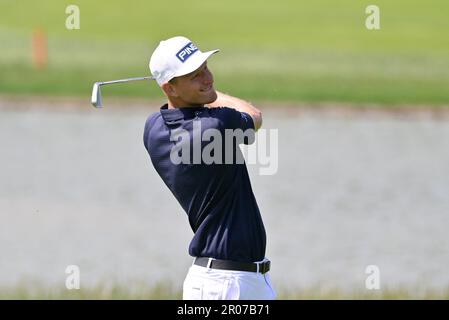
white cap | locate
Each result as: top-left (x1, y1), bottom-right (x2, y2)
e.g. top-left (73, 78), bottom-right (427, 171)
top-left (149, 36), bottom-right (219, 86)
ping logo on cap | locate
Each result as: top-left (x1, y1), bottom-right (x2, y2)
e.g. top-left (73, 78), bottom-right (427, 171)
top-left (176, 42), bottom-right (198, 62)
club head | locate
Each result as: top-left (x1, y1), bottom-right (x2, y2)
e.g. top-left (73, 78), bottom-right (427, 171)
top-left (91, 82), bottom-right (102, 108)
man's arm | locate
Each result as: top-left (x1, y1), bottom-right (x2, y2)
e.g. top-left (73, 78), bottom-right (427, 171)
top-left (208, 91), bottom-right (262, 131)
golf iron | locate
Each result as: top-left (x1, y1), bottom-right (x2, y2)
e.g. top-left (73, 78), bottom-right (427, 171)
top-left (91, 76), bottom-right (155, 108)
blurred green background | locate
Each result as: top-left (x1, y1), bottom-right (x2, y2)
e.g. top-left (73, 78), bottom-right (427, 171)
top-left (1, 0), bottom-right (449, 104)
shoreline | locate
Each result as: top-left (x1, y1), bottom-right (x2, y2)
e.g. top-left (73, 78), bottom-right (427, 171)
top-left (1, 94), bottom-right (449, 120)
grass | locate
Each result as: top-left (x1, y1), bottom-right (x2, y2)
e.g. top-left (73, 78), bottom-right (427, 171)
top-left (279, 286), bottom-right (449, 300)
top-left (1, 284), bottom-right (448, 300)
top-left (1, 0), bottom-right (449, 105)
top-left (0, 282), bottom-right (180, 300)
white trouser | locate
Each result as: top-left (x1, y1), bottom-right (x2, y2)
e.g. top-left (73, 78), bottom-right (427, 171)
top-left (182, 259), bottom-right (276, 300)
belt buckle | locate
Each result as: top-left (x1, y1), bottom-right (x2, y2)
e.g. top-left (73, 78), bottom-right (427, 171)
top-left (260, 260), bottom-right (270, 274)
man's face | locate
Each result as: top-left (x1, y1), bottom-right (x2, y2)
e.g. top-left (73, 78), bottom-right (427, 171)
top-left (165, 61), bottom-right (217, 106)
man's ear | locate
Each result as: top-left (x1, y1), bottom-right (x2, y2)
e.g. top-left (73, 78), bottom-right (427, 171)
top-left (161, 82), bottom-right (178, 98)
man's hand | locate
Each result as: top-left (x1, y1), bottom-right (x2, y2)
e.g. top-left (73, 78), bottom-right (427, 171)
top-left (208, 91), bottom-right (262, 131)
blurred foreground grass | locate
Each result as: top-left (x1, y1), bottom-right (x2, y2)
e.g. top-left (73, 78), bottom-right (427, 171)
top-left (1, 284), bottom-right (448, 300)
top-left (1, 0), bottom-right (449, 105)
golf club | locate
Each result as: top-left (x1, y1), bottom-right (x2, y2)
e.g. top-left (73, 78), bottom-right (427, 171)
top-left (91, 76), bottom-right (155, 108)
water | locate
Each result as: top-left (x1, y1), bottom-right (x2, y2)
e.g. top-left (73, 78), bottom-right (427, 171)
top-left (1, 99), bottom-right (449, 292)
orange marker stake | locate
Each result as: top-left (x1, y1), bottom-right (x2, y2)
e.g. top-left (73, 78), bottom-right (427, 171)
top-left (32, 28), bottom-right (48, 69)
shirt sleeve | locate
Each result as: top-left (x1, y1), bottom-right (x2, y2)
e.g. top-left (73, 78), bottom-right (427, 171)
top-left (217, 107), bottom-right (255, 145)
top-left (219, 107), bottom-right (255, 131)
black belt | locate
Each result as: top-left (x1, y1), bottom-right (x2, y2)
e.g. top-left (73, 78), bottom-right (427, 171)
top-left (194, 257), bottom-right (271, 274)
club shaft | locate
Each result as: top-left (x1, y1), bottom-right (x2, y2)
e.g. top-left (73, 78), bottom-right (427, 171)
top-left (99, 76), bottom-right (154, 85)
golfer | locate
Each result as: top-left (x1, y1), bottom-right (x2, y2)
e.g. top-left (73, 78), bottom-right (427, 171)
top-left (143, 36), bottom-right (276, 300)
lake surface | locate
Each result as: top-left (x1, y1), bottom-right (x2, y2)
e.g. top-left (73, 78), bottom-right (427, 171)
top-left (1, 99), bottom-right (448, 293)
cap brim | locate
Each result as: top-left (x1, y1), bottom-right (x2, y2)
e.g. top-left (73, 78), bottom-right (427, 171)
top-left (173, 49), bottom-right (219, 79)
